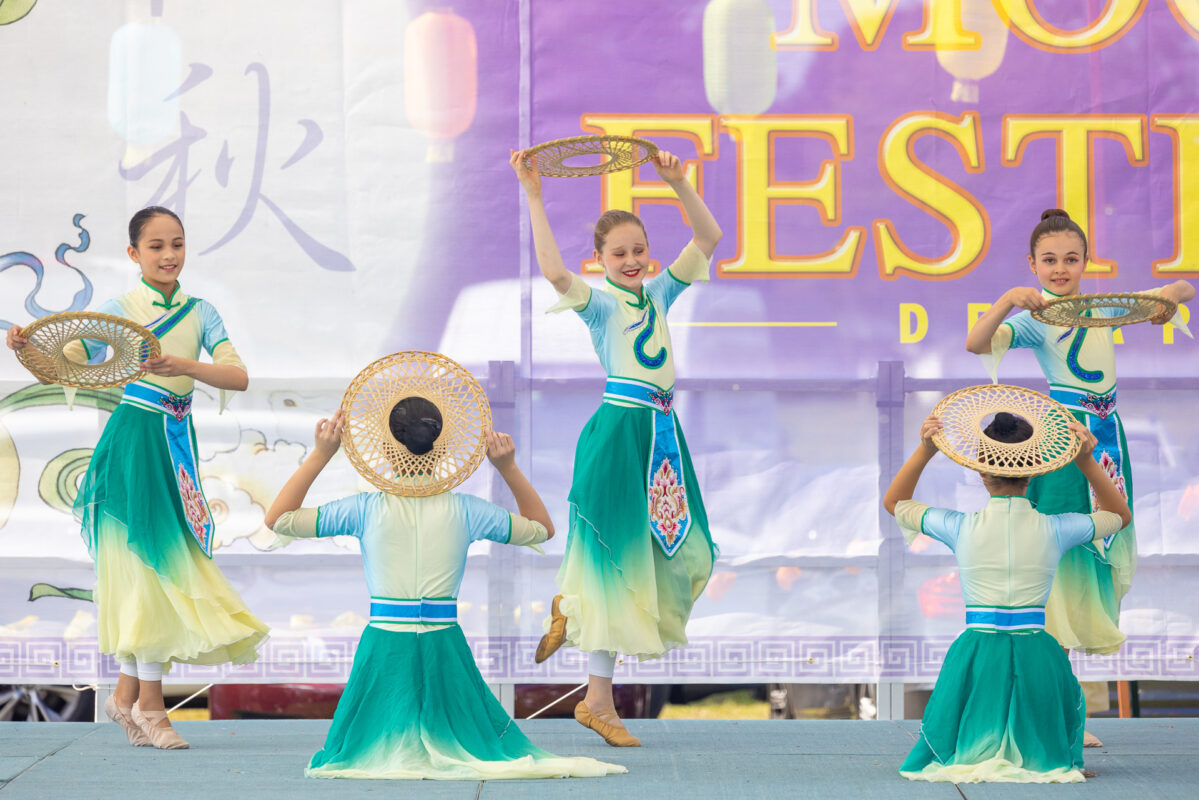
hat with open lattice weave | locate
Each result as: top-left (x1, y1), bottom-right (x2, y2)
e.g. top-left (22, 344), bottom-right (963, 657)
top-left (340, 351), bottom-right (492, 496)
top-left (15, 311), bottom-right (160, 388)
top-left (930, 384), bottom-right (1080, 478)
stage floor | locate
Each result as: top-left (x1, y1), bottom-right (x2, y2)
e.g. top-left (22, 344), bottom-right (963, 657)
top-left (2, 718), bottom-right (1196, 799)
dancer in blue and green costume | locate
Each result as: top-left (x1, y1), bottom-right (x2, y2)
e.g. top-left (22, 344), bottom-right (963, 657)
top-left (6, 207), bottom-right (268, 750)
top-left (266, 397), bottom-right (623, 781)
top-left (885, 411), bottom-right (1132, 783)
top-left (511, 148), bottom-right (721, 746)
top-left (967, 209), bottom-right (1194, 658)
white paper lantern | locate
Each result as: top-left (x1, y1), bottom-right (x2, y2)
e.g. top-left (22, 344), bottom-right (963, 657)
top-left (936, 0), bottom-right (1009, 104)
top-left (703, 0), bottom-right (777, 115)
top-left (107, 9), bottom-right (181, 146)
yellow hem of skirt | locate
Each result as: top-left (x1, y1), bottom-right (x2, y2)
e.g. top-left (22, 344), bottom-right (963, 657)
top-left (901, 759), bottom-right (1085, 784)
top-left (95, 521), bottom-right (269, 667)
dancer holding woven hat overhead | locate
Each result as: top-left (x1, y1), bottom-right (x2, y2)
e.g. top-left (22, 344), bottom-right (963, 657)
top-left (6, 206), bottom-right (268, 750)
top-left (510, 148), bottom-right (720, 747)
top-left (966, 209), bottom-right (1193, 662)
top-left (885, 409), bottom-right (1131, 783)
top-left (265, 351), bottom-right (624, 780)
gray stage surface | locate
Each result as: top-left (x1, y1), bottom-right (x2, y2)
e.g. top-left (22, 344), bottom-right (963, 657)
top-left (2, 719), bottom-right (1197, 798)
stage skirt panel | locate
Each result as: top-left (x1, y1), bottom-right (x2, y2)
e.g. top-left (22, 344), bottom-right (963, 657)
top-left (900, 628), bottom-right (1086, 784)
top-left (306, 624), bottom-right (625, 780)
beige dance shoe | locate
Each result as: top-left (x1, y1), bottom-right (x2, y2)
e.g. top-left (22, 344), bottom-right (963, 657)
top-left (104, 695), bottom-right (151, 747)
top-left (574, 701), bottom-right (641, 747)
top-left (535, 594), bottom-right (568, 664)
top-left (131, 702), bottom-right (190, 750)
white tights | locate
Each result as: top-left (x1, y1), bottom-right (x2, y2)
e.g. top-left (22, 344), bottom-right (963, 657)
top-left (587, 651), bottom-right (617, 679)
top-left (118, 658), bottom-right (163, 682)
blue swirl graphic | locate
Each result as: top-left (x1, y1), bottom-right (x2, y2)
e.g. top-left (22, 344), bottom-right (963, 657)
top-left (0, 214), bottom-right (93, 330)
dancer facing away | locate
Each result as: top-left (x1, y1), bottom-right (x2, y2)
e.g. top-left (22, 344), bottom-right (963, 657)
top-left (511, 148), bottom-right (721, 746)
top-left (885, 412), bottom-right (1131, 783)
top-left (6, 206), bottom-right (269, 749)
top-left (265, 391), bottom-right (624, 780)
top-left (965, 210), bottom-right (1193, 659)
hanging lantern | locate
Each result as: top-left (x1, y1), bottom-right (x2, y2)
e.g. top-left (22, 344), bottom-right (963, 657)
top-left (703, 0), bottom-right (777, 115)
top-left (107, 1), bottom-right (180, 149)
top-left (404, 9), bottom-right (477, 163)
top-left (936, 0), bottom-right (1009, 104)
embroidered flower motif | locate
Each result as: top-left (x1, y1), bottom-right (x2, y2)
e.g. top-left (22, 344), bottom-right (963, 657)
top-left (649, 458), bottom-right (687, 546)
top-left (1078, 392), bottom-right (1116, 420)
top-left (177, 465), bottom-right (210, 546)
top-left (159, 394), bottom-right (192, 421)
top-left (648, 388), bottom-right (674, 415)
top-left (1090, 449), bottom-right (1127, 511)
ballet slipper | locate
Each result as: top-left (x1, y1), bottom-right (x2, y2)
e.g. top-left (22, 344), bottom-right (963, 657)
top-left (575, 701), bottom-right (641, 747)
top-left (1083, 730), bottom-right (1103, 748)
top-left (131, 703), bottom-right (189, 750)
top-left (535, 594), bottom-right (567, 664)
top-left (105, 695), bottom-right (151, 747)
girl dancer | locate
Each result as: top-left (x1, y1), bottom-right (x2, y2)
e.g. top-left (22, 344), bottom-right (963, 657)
top-left (511, 149), bottom-right (720, 746)
top-left (886, 412), bottom-right (1131, 782)
top-left (6, 206), bottom-right (268, 749)
top-left (965, 209), bottom-right (1193, 657)
top-left (265, 386), bottom-right (624, 780)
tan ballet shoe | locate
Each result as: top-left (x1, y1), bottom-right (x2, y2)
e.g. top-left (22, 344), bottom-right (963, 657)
top-left (105, 695), bottom-right (151, 747)
top-left (575, 701), bottom-right (641, 747)
top-left (535, 594), bottom-right (567, 664)
top-left (131, 703), bottom-right (189, 750)
top-left (1083, 730), bottom-right (1103, 748)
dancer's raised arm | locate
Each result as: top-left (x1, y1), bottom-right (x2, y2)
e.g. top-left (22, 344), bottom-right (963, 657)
top-left (651, 150), bottom-right (722, 258)
top-left (511, 149), bottom-right (573, 294)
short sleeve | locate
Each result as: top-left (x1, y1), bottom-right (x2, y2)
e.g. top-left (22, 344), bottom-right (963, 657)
top-left (315, 494), bottom-right (370, 539)
top-left (546, 273), bottom-right (593, 314)
top-left (271, 508), bottom-right (320, 539)
top-left (507, 514), bottom-right (549, 547)
top-left (458, 494), bottom-right (516, 544)
top-left (1004, 311), bottom-right (1044, 350)
top-left (894, 500), bottom-right (963, 550)
top-left (1051, 510), bottom-right (1122, 553)
top-left (198, 300), bottom-right (232, 355)
top-left (645, 241), bottom-right (710, 315)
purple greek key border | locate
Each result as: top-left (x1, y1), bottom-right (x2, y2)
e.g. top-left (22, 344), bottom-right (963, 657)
top-left (2, 636), bottom-right (1195, 683)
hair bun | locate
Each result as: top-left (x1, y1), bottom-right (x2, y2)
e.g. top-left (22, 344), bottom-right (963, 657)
top-left (1041, 208), bottom-right (1070, 221)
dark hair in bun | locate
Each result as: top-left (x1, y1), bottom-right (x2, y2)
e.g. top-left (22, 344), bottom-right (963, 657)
top-left (1029, 208), bottom-right (1087, 259)
top-left (983, 412), bottom-right (1033, 444)
top-left (388, 396), bottom-right (443, 456)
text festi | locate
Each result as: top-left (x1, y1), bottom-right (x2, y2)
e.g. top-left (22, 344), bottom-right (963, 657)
top-left (579, 113), bottom-right (1195, 346)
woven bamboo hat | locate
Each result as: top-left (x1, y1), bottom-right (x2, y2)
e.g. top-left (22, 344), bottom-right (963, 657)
top-left (930, 384), bottom-right (1080, 478)
top-left (15, 311), bottom-right (160, 388)
top-left (340, 351), bottom-right (492, 496)
top-left (1031, 291), bottom-right (1176, 328)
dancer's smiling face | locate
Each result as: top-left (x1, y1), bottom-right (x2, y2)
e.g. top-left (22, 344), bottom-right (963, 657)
top-left (595, 222), bottom-right (651, 295)
top-left (1027, 231), bottom-right (1085, 297)
top-left (129, 214), bottom-right (186, 294)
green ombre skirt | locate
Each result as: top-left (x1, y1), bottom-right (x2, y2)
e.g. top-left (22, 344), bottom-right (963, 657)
top-left (74, 403), bottom-right (267, 666)
top-left (901, 629), bottom-right (1086, 783)
top-left (549, 403), bottom-right (716, 659)
top-left (1032, 408), bottom-right (1135, 655)
top-left (306, 624), bottom-right (624, 780)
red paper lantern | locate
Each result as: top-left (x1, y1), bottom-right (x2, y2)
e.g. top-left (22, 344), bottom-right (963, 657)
top-left (404, 9), bottom-right (477, 162)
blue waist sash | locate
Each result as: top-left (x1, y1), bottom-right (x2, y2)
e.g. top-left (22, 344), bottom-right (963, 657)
top-left (602, 378), bottom-right (691, 558)
top-left (369, 597), bottom-right (458, 625)
top-left (119, 381), bottom-right (213, 557)
top-left (1049, 385), bottom-right (1116, 420)
top-left (965, 606), bottom-right (1045, 631)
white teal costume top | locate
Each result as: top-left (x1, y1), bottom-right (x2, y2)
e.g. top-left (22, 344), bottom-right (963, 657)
top-left (274, 492), bottom-right (548, 631)
top-left (895, 498), bottom-right (1123, 621)
top-left (549, 240), bottom-right (711, 395)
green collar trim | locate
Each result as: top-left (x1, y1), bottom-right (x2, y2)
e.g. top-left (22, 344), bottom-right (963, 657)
top-left (988, 495), bottom-right (1030, 500)
top-left (605, 277), bottom-right (646, 308)
top-left (141, 278), bottom-right (182, 310)
top-left (1041, 287), bottom-right (1067, 299)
